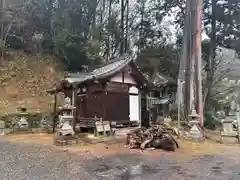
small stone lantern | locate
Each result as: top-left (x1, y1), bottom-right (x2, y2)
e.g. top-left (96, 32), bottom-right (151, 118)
top-left (17, 107), bottom-right (29, 130)
top-left (0, 120), bottom-right (5, 135)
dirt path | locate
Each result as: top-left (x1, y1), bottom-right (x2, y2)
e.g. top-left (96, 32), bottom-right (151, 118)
top-left (1, 133), bottom-right (240, 180)
top-left (0, 133), bottom-right (238, 159)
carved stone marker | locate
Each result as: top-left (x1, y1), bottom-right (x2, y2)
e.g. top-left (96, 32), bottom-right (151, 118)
top-left (95, 121), bottom-right (104, 132)
top-left (40, 115), bottom-right (48, 128)
top-left (164, 116), bottom-right (172, 124)
top-left (95, 120), bottom-right (111, 136)
top-left (40, 114), bottom-right (53, 128)
top-left (103, 121), bottom-right (111, 132)
top-left (75, 123), bottom-right (81, 133)
top-left (0, 120), bottom-right (5, 135)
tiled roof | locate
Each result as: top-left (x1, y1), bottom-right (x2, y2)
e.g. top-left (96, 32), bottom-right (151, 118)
top-left (90, 55), bottom-right (132, 79)
top-left (65, 72), bottom-right (88, 84)
top-left (64, 55), bottom-right (133, 84)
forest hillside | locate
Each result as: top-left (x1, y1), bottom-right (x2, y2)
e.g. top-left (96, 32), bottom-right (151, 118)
top-left (0, 0), bottom-right (239, 114)
top-left (0, 52), bottom-right (64, 115)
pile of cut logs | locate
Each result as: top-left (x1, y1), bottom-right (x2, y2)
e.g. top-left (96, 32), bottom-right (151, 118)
top-left (125, 124), bottom-right (179, 151)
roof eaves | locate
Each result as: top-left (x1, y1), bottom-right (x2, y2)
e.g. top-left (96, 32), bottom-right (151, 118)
top-left (87, 55), bottom-right (132, 79)
top-left (65, 77), bottom-right (86, 84)
top-left (92, 58), bottom-right (132, 79)
top-left (64, 55), bottom-right (133, 85)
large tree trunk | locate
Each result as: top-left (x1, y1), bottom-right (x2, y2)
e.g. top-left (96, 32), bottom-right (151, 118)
top-left (0, 0), bottom-right (6, 62)
top-left (204, 0), bottom-right (216, 111)
top-left (120, 0), bottom-right (125, 55)
top-left (99, 0), bottom-right (105, 46)
top-left (106, 0), bottom-right (112, 61)
top-left (124, 0), bottom-right (129, 53)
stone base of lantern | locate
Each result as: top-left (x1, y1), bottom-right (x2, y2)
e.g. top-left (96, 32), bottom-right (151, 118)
top-left (184, 121), bottom-right (205, 142)
top-left (0, 129), bottom-right (4, 136)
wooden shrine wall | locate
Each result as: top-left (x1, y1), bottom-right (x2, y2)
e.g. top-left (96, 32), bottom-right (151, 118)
top-left (76, 91), bottom-right (130, 124)
top-left (74, 79), bottom-right (139, 124)
top-left (104, 92), bottom-right (129, 124)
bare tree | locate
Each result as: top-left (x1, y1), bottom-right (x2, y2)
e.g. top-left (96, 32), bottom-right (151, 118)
top-left (205, 47), bottom-right (237, 101)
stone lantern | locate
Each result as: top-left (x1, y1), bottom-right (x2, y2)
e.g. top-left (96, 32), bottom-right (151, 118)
top-left (0, 120), bottom-right (5, 135)
top-left (17, 107), bottom-right (29, 130)
top-left (57, 97), bottom-right (75, 136)
top-left (185, 108), bottom-right (205, 142)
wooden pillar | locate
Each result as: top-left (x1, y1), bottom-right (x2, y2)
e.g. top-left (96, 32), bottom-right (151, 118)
top-left (164, 86), bottom-right (169, 97)
top-left (52, 89), bottom-right (57, 133)
top-left (146, 93), bottom-right (149, 110)
top-left (72, 83), bottom-right (77, 132)
top-left (138, 92), bottom-right (142, 127)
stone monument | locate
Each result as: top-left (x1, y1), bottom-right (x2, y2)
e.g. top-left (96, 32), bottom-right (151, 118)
top-left (40, 113), bottom-right (53, 129)
top-left (185, 108), bottom-right (205, 142)
top-left (40, 115), bottom-right (48, 128)
top-left (164, 116), bottom-right (172, 124)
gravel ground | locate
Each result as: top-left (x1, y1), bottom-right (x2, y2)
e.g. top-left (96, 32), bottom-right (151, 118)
top-left (1, 140), bottom-right (240, 180)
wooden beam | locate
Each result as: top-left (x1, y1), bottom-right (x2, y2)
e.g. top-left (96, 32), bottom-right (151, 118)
top-left (139, 93), bottom-right (142, 127)
top-left (72, 83), bottom-right (77, 132)
top-left (52, 90), bottom-right (57, 133)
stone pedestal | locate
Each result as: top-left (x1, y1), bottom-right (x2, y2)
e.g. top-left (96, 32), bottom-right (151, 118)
top-left (59, 121), bottom-right (75, 136)
top-left (185, 121), bottom-right (205, 142)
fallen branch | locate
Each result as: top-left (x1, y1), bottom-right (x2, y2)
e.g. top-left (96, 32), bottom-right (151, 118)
top-left (125, 124), bottom-right (179, 151)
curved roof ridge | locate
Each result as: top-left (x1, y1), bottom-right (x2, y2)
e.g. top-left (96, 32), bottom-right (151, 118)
top-left (64, 54), bottom-right (133, 84)
top-left (89, 54), bottom-right (132, 78)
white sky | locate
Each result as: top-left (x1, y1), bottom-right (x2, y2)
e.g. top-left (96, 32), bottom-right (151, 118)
top-left (160, 7), bottom-right (210, 43)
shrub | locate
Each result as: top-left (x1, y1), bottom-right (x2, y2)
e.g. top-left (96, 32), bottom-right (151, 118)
top-left (204, 111), bottom-right (221, 130)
